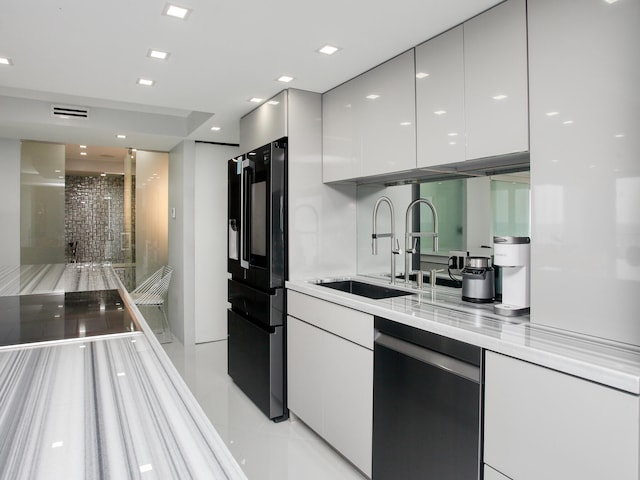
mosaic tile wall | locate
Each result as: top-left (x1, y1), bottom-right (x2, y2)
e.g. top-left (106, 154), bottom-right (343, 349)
top-left (64, 175), bottom-right (136, 267)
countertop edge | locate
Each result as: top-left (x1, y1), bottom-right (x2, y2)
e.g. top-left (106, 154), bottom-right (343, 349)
top-left (116, 274), bottom-right (250, 480)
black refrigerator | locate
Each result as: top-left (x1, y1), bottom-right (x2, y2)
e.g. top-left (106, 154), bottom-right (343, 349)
top-left (227, 137), bottom-right (288, 422)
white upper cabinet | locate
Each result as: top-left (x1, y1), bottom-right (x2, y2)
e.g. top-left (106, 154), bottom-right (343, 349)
top-left (416, 26), bottom-right (465, 168)
top-left (323, 0), bottom-right (528, 180)
top-left (528, 0), bottom-right (640, 345)
top-left (464, 0), bottom-right (528, 160)
top-left (323, 50), bottom-right (416, 182)
top-left (240, 90), bottom-right (287, 153)
top-left (412, 0), bottom-right (529, 171)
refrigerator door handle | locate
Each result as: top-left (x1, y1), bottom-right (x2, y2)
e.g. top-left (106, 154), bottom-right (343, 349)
top-left (280, 196), bottom-right (284, 233)
top-left (240, 158), bottom-right (254, 269)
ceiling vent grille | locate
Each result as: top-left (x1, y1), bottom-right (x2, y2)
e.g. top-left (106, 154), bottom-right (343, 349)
top-left (51, 104), bottom-right (90, 119)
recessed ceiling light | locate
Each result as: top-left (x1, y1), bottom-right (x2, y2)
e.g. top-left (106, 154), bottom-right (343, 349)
top-left (116, 134), bottom-right (127, 139)
top-left (101, 173), bottom-right (107, 177)
top-left (434, 110), bottom-right (447, 115)
top-left (448, 132), bottom-right (458, 137)
top-left (400, 122), bottom-right (412, 126)
top-left (210, 126), bottom-right (221, 131)
top-left (416, 72), bottom-right (430, 79)
top-left (162, 3), bottom-right (192, 19)
top-left (148, 49), bottom-right (170, 60)
top-left (277, 75), bottom-right (294, 83)
top-left (563, 120), bottom-right (574, 125)
top-left (137, 78), bottom-right (155, 86)
top-left (318, 44), bottom-right (340, 55)
top-left (80, 145), bottom-right (86, 149)
top-left (366, 94), bottom-right (380, 100)
top-left (267, 100), bottom-right (280, 105)
top-left (492, 94), bottom-right (508, 100)
top-left (0, 57), bottom-right (13, 66)
top-left (546, 111), bottom-right (560, 116)
top-left (80, 152), bottom-right (87, 156)
top-left (249, 97), bottom-right (264, 103)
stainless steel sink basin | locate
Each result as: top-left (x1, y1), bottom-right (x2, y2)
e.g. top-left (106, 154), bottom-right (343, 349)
top-left (317, 280), bottom-right (412, 299)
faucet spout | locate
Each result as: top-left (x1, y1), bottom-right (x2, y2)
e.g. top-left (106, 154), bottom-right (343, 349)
top-left (372, 196), bottom-right (401, 285)
top-left (404, 198), bottom-right (439, 285)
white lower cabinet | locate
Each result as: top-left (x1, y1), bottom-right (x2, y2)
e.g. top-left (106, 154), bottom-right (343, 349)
top-left (287, 291), bottom-right (373, 477)
top-left (484, 351), bottom-right (640, 480)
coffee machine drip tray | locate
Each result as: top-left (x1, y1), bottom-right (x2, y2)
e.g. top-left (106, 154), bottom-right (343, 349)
top-left (0, 290), bottom-right (140, 348)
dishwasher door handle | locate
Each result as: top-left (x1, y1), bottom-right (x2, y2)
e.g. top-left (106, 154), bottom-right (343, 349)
top-left (375, 331), bottom-right (480, 384)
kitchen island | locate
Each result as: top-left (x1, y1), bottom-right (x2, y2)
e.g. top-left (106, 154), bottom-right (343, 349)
top-left (0, 264), bottom-right (247, 480)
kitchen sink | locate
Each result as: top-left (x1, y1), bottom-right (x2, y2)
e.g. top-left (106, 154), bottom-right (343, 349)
top-left (317, 280), bottom-right (412, 300)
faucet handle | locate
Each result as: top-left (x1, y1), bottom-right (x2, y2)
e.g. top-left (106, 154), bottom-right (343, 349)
top-left (392, 238), bottom-right (402, 255)
top-left (407, 238), bottom-right (418, 254)
top-left (429, 268), bottom-right (444, 288)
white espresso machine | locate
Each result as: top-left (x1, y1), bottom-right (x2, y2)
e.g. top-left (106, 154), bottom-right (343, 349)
top-left (493, 236), bottom-right (530, 316)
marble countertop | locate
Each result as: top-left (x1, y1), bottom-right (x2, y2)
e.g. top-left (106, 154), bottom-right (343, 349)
top-left (0, 264), bottom-right (247, 480)
top-left (287, 276), bottom-right (640, 395)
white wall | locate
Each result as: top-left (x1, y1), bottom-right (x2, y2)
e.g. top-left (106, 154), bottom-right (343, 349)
top-left (194, 143), bottom-right (239, 343)
top-left (0, 138), bottom-right (20, 265)
top-left (20, 141), bottom-right (66, 264)
top-left (287, 89), bottom-right (357, 280)
top-left (168, 141), bottom-right (196, 345)
top-left (136, 150), bottom-right (169, 283)
top-left (168, 140), bottom-right (239, 345)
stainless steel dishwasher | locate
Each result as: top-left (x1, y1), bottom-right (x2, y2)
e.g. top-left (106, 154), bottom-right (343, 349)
top-left (372, 316), bottom-right (483, 480)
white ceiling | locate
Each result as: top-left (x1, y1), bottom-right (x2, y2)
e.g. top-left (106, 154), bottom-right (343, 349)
top-left (0, 0), bottom-right (502, 152)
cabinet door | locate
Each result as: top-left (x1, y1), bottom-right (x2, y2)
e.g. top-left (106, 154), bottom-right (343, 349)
top-left (323, 50), bottom-right (416, 182)
top-left (240, 90), bottom-right (287, 153)
top-left (484, 351), bottom-right (640, 480)
top-left (287, 316), bottom-right (324, 433)
top-left (416, 26), bottom-right (465, 168)
top-left (322, 79), bottom-right (359, 182)
top-left (464, 0), bottom-right (528, 160)
top-left (323, 326), bottom-right (373, 477)
top-left (287, 315), bottom-right (373, 476)
top-left (528, 0), bottom-right (640, 346)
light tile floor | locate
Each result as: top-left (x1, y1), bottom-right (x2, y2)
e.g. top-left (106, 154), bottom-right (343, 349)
top-left (162, 338), bottom-right (368, 480)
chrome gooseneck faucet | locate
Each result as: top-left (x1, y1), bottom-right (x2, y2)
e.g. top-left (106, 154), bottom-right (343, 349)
top-left (372, 196), bottom-right (401, 285)
top-left (405, 198), bottom-right (439, 285)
